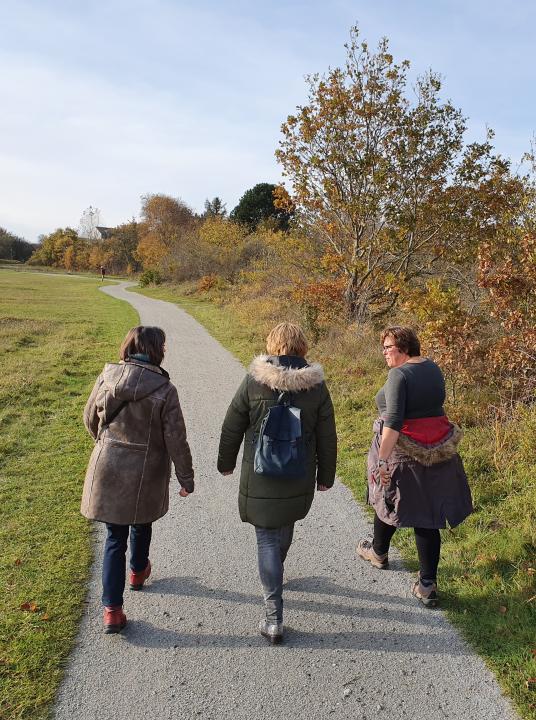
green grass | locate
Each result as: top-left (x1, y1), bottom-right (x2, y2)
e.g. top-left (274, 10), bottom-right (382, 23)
top-left (0, 270), bottom-right (137, 720)
top-left (135, 282), bottom-right (536, 720)
top-left (0, 263), bottom-right (128, 281)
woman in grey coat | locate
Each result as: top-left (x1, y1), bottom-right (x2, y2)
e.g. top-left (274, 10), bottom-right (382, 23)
top-left (82, 326), bottom-right (194, 633)
top-left (357, 326), bottom-right (472, 606)
top-left (218, 322), bottom-right (337, 643)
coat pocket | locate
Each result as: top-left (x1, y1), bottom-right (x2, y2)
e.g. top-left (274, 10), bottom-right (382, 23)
top-left (106, 438), bottom-right (147, 452)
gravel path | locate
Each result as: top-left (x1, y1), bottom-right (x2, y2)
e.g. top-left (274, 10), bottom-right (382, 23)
top-left (54, 282), bottom-right (518, 720)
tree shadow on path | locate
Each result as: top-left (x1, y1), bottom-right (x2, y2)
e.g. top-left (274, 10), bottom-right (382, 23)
top-left (122, 618), bottom-right (470, 655)
top-left (134, 575), bottom-right (470, 655)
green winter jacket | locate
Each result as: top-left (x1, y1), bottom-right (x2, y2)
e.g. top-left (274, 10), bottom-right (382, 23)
top-left (217, 355), bottom-right (337, 528)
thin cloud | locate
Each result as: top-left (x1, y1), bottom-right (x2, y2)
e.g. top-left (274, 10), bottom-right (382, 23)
top-left (1, 1), bottom-right (534, 240)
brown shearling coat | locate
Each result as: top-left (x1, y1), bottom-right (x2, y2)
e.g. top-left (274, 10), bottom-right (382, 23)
top-left (81, 360), bottom-right (194, 525)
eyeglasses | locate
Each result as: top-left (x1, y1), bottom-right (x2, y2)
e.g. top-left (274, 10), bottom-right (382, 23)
top-left (382, 344), bottom-right (396, 352)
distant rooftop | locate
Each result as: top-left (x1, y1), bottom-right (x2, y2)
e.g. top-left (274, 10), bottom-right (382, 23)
top-left (96, 226), bottom-right (113, 239)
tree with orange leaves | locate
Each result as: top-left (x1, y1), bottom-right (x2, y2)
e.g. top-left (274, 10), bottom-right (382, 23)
top-left (276, 26), bottom-right (524, 321)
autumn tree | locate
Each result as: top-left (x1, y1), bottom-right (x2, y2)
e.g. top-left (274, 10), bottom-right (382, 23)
top-left (197, 216), bottom-right (248, 280)
top-left (104, 220), bottom-right (141, 273)
top-left (230, 183), bottom-right (293, 230)
top-left (276, 26), bottom-right (521, 321)
top-left (478, 231), bottom-right (536, 404)
top-left (136, 194), bottom-right (196, 273)
top-left (28, 228), bottom-right (89, 269)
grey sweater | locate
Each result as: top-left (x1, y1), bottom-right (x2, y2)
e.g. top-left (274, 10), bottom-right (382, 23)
top-left (375, 359), bottom-right (446, 431)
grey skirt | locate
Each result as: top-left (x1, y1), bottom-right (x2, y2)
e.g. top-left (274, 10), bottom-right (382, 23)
top-left (367, 420), bottom-right (473, 528)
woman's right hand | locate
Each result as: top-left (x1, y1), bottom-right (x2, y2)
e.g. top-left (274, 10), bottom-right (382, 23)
top-left (179, 487), bottom-right (191, 497)
top-left (379, 466), bottom-right (391, 486)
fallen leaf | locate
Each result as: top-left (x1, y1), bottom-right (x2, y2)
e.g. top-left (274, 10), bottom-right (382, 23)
top-left (526, 678), bottom-right (536, 690)
top-left (41, 613), bottom-right (50, 621)
top-left (20, 602), bottom-right (38, 612)
top-left (14, 559), bottom-right (22, 566)
top-left (527, 568), bottom-right (535, 575)
top-left (498, 605), bottom-right (507, 614)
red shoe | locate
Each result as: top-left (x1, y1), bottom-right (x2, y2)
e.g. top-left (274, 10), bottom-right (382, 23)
top-left (103, 606), bottom-right (127, 634)
top-left (129, 560), bottom-right (151, 590)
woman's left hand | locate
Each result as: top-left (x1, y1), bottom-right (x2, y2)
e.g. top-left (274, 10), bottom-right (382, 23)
top-left (317, 484), bottom-right (329, 491)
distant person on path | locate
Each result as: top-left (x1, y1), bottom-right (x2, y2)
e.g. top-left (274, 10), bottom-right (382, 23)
top-left (81, 326), bottom-right (194, 633)
top-left (357, 326), bottom-right (473, 606)
top-left (218, 322), bottom-right (337, 644)
top-left (100, 265), bottom-right (106, 281)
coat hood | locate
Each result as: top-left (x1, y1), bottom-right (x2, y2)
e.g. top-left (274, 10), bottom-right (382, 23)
top-left (249, 355), bottom-right (324, 392)
top-left (101, 361), bottom-right (169, 402)
top-left (396, 423), bottom-right (463, 466)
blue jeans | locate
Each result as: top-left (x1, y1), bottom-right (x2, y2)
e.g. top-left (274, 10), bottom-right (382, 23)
top-left (102, 523), bottom-right (152, 607)
top-left (255, 524), bottom-right (294, 624)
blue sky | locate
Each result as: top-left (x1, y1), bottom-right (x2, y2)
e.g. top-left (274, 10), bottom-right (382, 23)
top-left (1, 0), bottom-right (535, 241)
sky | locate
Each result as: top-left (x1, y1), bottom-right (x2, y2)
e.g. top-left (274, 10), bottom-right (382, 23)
top-left (1, 0), bottom-right (535, 242)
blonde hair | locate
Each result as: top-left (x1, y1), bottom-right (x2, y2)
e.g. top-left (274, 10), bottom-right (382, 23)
top-left (266, 322), bottom-right (308, 357)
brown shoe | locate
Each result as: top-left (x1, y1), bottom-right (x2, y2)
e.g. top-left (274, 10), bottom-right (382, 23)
top-left (103, 606), bottom-right (127, 634)
top-left (129, 560), bottom-right (151, 590)
top-left (356, 539), bottom-right (389, 569)
top-left (412, 578), bottom-right (439, 608)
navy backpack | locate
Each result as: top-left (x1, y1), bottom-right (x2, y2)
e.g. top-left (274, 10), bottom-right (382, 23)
top-left (254, 392), bottom-right (305, 477)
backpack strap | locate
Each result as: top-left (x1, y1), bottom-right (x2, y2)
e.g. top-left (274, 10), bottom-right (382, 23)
top-left (97, 401), bottom-right (129, 440)
top-left (105, 401), bottom-right (129, 426)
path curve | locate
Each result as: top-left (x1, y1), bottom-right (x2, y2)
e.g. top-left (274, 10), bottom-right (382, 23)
top-left (54, 282), bottom-right (518, 720)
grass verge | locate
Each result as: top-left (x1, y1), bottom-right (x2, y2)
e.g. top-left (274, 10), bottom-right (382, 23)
top-left (0, 270), bottom-right (137, 719)
top-left (135, 282), bottom-right (536, 720)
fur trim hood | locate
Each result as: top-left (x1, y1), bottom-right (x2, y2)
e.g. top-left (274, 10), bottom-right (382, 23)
top-left (249, 355), bottom-right (324, 392)
top-left (396, 424), bottom-right (463, 466)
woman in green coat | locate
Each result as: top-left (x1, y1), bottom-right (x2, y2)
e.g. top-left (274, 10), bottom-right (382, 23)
top-left (217, 322), bottom-right (337, 643)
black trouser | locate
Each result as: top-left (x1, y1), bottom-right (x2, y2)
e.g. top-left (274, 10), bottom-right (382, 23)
top-left (373, 514), bottom-right (440, 585)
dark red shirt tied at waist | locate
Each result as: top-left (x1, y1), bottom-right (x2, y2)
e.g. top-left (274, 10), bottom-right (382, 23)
top-left (399, 415), bottom-right (452, 445)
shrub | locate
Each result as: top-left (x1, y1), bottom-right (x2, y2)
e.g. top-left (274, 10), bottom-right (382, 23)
top-left (197, 274), bottom-right (218, 292)
top-left (139, 269), bottom-right (163, 287)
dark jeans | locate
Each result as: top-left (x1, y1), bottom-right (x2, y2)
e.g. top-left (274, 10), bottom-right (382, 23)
top-left (373, 514), bottom-right (440, 585)
top-left (102, 523), bottom-right (152, 607)
top-left (254, 524), bottom-right (294, 624)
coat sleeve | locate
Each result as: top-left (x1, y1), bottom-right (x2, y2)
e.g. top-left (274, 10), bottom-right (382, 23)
top-left (83, 375), bottom-right (103, 440)
top-left (217, 375), bottom-right (251, 473)
top-left (162, 384), bottom-right (195, 492)
top-left (315, 383), bottom-right (337, 487)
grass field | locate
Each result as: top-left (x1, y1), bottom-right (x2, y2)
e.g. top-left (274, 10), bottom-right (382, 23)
top-left (0, 270), bottom-right (137, 720)
top-left (135, 283), bottom-right (536, 720)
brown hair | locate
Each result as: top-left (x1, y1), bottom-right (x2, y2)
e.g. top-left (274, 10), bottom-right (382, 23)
top-left (380, 326), bottom-right (421, 357)
top-left (266, 322), bottom-right (308, 357)
top-left (120, 326), bottom-right (166, 366)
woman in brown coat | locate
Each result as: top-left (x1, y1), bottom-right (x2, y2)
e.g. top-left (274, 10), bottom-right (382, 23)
top-left (357, 326), bottom-right (472, 607)
top-left (82, 326), bottom-right (194, 633)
